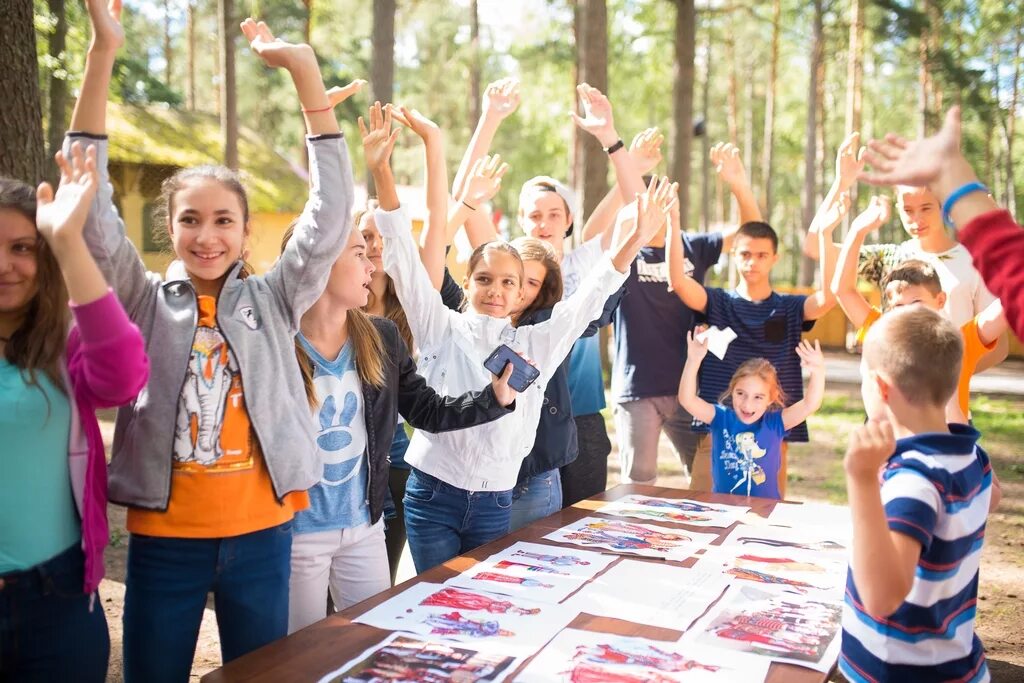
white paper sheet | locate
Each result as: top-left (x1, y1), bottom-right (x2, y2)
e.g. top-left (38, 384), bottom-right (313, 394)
top-left (561, 559), bottom-right (729, 632)
top-left (691, 546), bottom-right (847, 598)
top-left (315, 632), bottom-right (518, 683)
top-left (513, 628), bottom-right (771, 683)
top-left (543, 516), bottom-right (718, 561)
top-left (444, 541), bottom-right (618, 604)
top-left (768, 501), bottom-right (853, 535)
top-left (695, 325), bottom-right (738, 360)
top-left (598, 495), bottom-right (750, 528)
top-left (719, 524), bottom-right (850, 561)
top-left (354, 582), bottom-right (578, 658)
top-left (682, 584), bottom-right (843, 673)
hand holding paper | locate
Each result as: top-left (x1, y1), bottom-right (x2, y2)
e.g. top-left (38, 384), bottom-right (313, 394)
top-left (695, 325), bottom-right (738, 360)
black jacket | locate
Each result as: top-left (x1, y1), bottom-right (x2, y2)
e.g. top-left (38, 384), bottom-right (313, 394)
top-left (361, 317), bottom-right (514, 523)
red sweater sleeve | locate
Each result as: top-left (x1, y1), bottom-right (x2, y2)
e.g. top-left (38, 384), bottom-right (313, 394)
top-left (958, 209), bottom-right (1024, 340)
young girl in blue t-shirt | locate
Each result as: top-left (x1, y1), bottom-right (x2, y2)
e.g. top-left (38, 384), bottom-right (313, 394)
top-left (678, 330), bottom-right (826, 499)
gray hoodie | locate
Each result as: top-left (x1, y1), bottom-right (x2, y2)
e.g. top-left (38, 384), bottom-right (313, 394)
top-left (67, 132), bottom-right (354, 510)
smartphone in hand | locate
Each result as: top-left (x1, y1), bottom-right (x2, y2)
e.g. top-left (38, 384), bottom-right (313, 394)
top-left (483, 344), bottom-right (540, 393)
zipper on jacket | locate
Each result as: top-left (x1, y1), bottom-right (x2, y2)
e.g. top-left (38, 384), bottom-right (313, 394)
top-left (164, 280), bottom-right (200, 509)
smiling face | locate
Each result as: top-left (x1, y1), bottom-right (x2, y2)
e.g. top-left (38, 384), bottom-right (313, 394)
top-left (324, 229), bottom-right (376, 308)
top-left (516, 259), bottom-right (548, 316)
top-left (732, 235), bottom-right (778, 286)
top-left (463, 247), bottom-right (524, 319)
top-left (358, 212), bottom-right (383, 272)
top-left (896, 186), bottom-right (943, 243)
top-left (883, 282), bottom-right (945, 311)
top-left (168, 177), bottom-right (248, 290)
top-left (730, 374), bottom-right (774, 424)
top-left (518, 188), bottom-right (571, 256)
top-left (0, 208), bottom-right (39, 317)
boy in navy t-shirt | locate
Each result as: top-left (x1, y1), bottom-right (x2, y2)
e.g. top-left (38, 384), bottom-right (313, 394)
top-left (668, 220), bottom-right (837, 495)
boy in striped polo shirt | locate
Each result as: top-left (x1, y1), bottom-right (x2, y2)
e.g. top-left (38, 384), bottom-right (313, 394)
top-left (840, 305), bottom-right (999, 682)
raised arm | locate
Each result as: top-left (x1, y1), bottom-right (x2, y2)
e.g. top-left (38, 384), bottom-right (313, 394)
top-left (782, 340), bottom-right (826, 430)
top-left (831, 196), bottom-right (889, 328)
top-left (447, 154), bottom-right (507, 250)
top-left (389, 106), bottom-right (449, 290)
top-left (677, 330), bottom-right (716, 425)
top-left (244, 19), bottom-right (354, 326)
top-left (665, 191), bottom-right (709, 313)
top-left (803, 132), bottom-right (865, 260)
top-left (571, 83), bottom-right (645, 213)
top-left (579, 127), bottom-right (664, 246)
top-left (711, 142), bottom-right (760, 252)
top-left (451, 77), bottom-right (520, 199)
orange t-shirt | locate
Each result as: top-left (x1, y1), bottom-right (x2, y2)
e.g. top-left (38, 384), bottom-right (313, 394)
top-left (128, 295), bottom-right (308, 538)
top-left (856, 308), bottom-right (995, 420)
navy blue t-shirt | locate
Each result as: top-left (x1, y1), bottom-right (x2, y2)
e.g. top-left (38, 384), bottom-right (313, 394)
top-left (710, 404), bottom-right (786, 499)
top-left (694, 288), bottom-right (814, 442)
top-left (611, 232), bottom-right (723, 403)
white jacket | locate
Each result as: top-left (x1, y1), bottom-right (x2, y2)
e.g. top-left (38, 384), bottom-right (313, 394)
top-left (376, 207), bottom-right (628, 491)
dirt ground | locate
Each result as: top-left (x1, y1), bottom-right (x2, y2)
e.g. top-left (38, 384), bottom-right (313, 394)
top-left (96, 385), bottom-right (1024, 682)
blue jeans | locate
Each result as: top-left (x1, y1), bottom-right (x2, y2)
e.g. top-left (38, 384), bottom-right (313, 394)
top-left (509, 469), bottom-right (563, 532)
top-left (0, 544), bottom-right (109, 682)
top-left (123, 522), bottom-right (293, 683)
top-left (403, 468), bottom-right (513, 574)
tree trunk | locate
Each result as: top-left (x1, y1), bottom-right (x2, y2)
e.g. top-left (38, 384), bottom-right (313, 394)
top-left (743, 73), bottom-right (755, 192)
top-left (799, 0), bottom-right (824, 287)
top-left (0, 0), bottom-right (46, 181)
top-left (760, 0), bottom-right (781, 224)
top-left (700, 28), bottom-right (712, 232)
top-left (303, 0), bottom-right (313, 46)
top-left (671, 0), bottom-right (696, 227)
top-left (46, 0), bottom-right (68, 184)
top-left (1006, 29), bottom-right (1022, 219)
top-left (469, 0), bottom-right (482, 131)
top-left (726, 30), bottom-right (739, 147)
top-left (164, 0), bottom-right (173, 87)
top-left (574, 0), bottom-right (609, 223)
top-left (219, 0), bottom-right (238, 169)
top-left (846, 0), bottom-right (864, 214)
top-left (369, 0), bottom-right (396, 194)
top-left (186, 1), bottom-right (196, 111)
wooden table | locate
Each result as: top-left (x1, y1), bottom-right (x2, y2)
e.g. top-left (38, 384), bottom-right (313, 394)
top-left (203, 484), bottom-right (836, 683)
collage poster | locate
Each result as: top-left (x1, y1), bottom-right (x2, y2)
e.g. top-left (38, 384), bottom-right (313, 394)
top-left (692, 546), bottom-right (846, 598)
top-left (598, 495), bottom-right (751, 528)
top-left (543, 516), bottom-right (718, 561)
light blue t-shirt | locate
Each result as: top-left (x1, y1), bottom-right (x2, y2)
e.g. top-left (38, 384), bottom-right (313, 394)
top-left (710, 404), bottom-right (787, 500)
top-left (293, 335), bottom-right (371, 534)
top-left (0, 360), bottom-right (80, 572)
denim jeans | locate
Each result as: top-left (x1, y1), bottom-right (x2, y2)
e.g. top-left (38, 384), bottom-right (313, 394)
top-left (122, 521), bottom-right (293, 683)
top-left (0, 544), bottom-right (109, 683)
top-left (403, 468), bottom-right (513, 574)
top-left (509, 469), bottom-right (563, 532)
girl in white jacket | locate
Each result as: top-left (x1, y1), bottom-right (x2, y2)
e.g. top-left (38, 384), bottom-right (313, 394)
top-left (364, 114), bottom-right (679, 571)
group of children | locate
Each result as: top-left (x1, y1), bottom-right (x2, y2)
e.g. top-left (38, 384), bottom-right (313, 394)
top-left (0, 3), bottom-right (1015, 681)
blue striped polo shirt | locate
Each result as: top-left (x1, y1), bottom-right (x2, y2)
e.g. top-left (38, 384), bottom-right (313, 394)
top-left (694, 288), bottom-right (813, 442)
top-left (839, 425), bottom-right (992, 683)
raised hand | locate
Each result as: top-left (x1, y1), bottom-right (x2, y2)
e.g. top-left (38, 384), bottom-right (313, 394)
top-left (389, 105), bottom-right (441, 143)
top-left (709, 142), bottom-right (749, 187)
top-left (843, 418), bottom-right (896, 479)
top-left (483, 77), bottom-right (521, 121)
top-left (811, 192), bottom-right (852, 234)
top-left (326, 79), bottom-right (368, 108)
top-left (86, 0), bottom-right (124, 51)
top-left (635, 175), bottom-right (678, 242)
top-left (36, 143), bottom-right (100, 247)
top-left (851, 195), bottom-right (892, 235)
top-left (240, 18), bottom-right (315, 72)
top-left (861, 107), bottom-right (962, 189)
top-left (795, 339), bottom-right (824, 371)
top-left (686, 328), bottom-right (710, 363)
top-left (458, 154), bottom-right (509, 210)
top-left (835, 132), bottom-right (867, 192)
top-left (569, 83), bottom-right (618, 148)
top-left (630, 127), bottom-right (664, 175)
top-left (358, 102), bottom-right (401, 176)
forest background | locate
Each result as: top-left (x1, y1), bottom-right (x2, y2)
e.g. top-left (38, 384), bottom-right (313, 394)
top-left (5, 0), bottom-right (1024, 284)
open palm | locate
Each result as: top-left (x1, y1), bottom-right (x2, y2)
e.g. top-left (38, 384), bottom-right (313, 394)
top-left (36, 145), bottom-right (99, 245)
top-left (240, 19), bottom-right (313, 71)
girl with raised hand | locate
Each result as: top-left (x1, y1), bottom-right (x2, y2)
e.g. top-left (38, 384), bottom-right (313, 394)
top-left (369, 101), bottom-right (677, 569)
top-left (284, 103), bottom-right (517, 632)
top-left (0, 143), bottom-right (147, 682)
top-left (65, 3), bottom-right (356, 679)
top-left (678, 332), bottom-right (826, 500)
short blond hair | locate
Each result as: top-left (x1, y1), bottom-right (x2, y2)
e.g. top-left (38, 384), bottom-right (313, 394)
top-left (864, 306), bottom-right (962, 407)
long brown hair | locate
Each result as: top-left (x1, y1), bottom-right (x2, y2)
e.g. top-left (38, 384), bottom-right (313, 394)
top-left (0, 178), bottom-right (69, 394)
top-left (355, 204), bottom-right (414, 352)
top-left (511, 236), bottom-right (562, 324)
top-left (720, 358), bottom-right (787, 410)
top-left (281, 221), bottom-right (386, 408)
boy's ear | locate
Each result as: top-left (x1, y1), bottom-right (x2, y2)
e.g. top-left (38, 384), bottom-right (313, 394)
top-left (874, 372), bottom-right (891, 404)
top-left (935, 291), bottom-right (948, 309)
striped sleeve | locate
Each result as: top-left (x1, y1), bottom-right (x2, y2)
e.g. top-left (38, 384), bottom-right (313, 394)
top-left (882, 468), bottom-right (943, 550)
